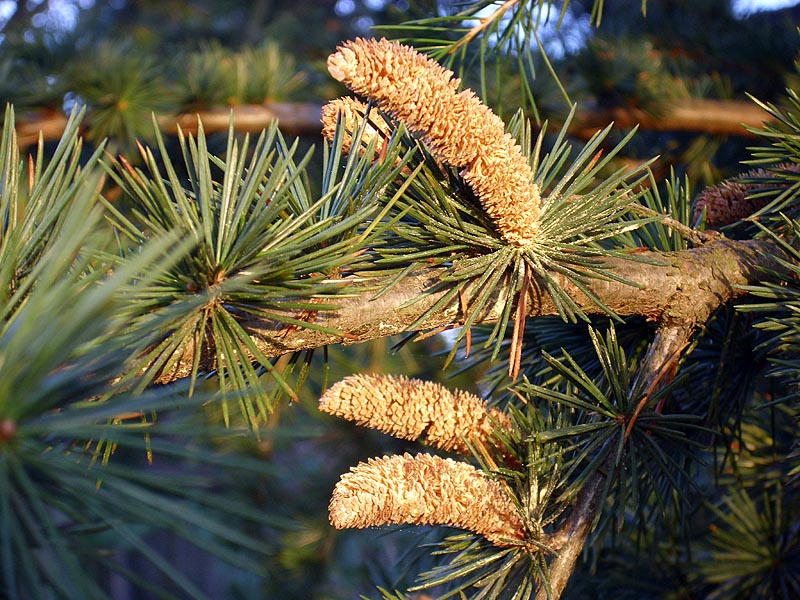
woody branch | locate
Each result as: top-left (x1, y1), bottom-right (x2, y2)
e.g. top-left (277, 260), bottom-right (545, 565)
top-left (154, 237), bottom-right (791, 384)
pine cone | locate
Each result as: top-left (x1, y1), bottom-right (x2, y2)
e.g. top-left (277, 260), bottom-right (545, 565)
top-left (320, 96), bottom-right (392, 155)
top-left (693, 165), bottom-right (800, 227)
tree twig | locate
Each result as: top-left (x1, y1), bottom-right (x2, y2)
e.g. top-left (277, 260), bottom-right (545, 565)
top-left (628, 203), bottom-right (721, 246)
top-left (569, 98), bottom-right (772, 138)
top-left (539, 320), bottom-right (702, 599)
top-left (537, 468), bottom-right (605, 600)
top-left (450, 0), bottom-right (519, 54)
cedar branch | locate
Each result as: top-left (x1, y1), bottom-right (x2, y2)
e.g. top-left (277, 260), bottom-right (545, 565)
top-left (13, 98), bottom-right (772, 149)
top-left (540, 322), bottom-right (701, 600)
top-left (569, 98), bottom-right (771, 138)
top-left (154, 238), bottom-right (790, 384)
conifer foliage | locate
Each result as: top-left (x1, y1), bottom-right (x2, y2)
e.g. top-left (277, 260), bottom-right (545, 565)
top-left (1, 1), bottom-right (800, 599)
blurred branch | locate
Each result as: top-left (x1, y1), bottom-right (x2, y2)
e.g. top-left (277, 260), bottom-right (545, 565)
top-left (570, 98), bottom-right (772, 138)
top-left (16, 111), bottom-right (71, 148)
top-left (158, 102), bottom-right (322, 136)
top-left (15, 102), bottom-right (323, 148)
top-left (13, 98), bottom-right (772, 149)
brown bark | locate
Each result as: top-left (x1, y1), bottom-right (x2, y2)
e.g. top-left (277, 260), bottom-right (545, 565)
top-left (14, 102), bottom-right (323, 149)
top-left (155, 237), bottom-right (790, 384)
top-left (16, 111), bottom-right (71, 148)
top-left (14, 97), bottom-right (773, 149)
top-left (243, 238), bottom-right (784, 353)
top-left (540, 467), bottom-right (606, 600)
top-left (570, 98), bottom-right (772, 138)
top-left (156, 102), bottom-right (322, 137)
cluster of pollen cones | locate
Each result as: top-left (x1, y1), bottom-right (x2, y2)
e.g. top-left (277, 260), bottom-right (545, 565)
top-left (317, 38), bottom-right (540, 546)
top-left (320, 374), bottom-right (525, 546)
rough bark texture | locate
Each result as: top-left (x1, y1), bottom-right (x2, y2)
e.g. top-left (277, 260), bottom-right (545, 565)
top-left (242, 238), bottom-right (785, 353)
top-left (154, 238), bottom-right (790, 384)
top-left (540, 469), bottom-right (606, 600)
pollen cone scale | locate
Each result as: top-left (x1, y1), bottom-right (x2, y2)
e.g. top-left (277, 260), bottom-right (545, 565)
top-left (327, 37), bottom-right (541, 247)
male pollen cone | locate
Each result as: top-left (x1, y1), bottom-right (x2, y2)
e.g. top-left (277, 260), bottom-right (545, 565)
top-left (329, 453), bottom-right (525, 546)
top-left (327, 37), bottom-right (541, 247)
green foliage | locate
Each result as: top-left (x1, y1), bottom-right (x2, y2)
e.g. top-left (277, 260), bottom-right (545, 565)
top-left (523, 326), bottom-right (705, 525)
top-left (383, 0), bottom-right (598, 115)
top-left (372, 105), bottom-right (655, 374)
top-left (745, 89), bottom-right (800, 225)
top-left (739, 217), bottom-right (800, 397)
top-left (0, 55), bottom-right (65, 110)
top-left (451, 315), bottom-right (649, 401)
top-left (617, 170), bottom-right (698, 252)
top-left (102, 114), bottom-right (412, 425)
top-left (733, 69), bottom-right (800, 400)
top-left (71, 42), bottom-right (179, 151)
top-left (574, 37), bottom-right (676, 113)
top-left (0, 106), bottom-right (103, 315)
top-left (699, 486), bottom-right (800, 599)
top-left (2, 2), bottom-right (800, 599)
top-left (0, 110), bottom-right (282, 599)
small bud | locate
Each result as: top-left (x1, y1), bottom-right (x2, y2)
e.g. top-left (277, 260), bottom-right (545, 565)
top-left (694, 165), bottom-right (800, 227)
top-left (327, 46), bottom-right (357, 82)
top-left (0, 419), bottom-right (16, 444)
top-left (694, 179), bottom-right (765, 228)
top-left (320, 97), bottom-right (391, 155)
